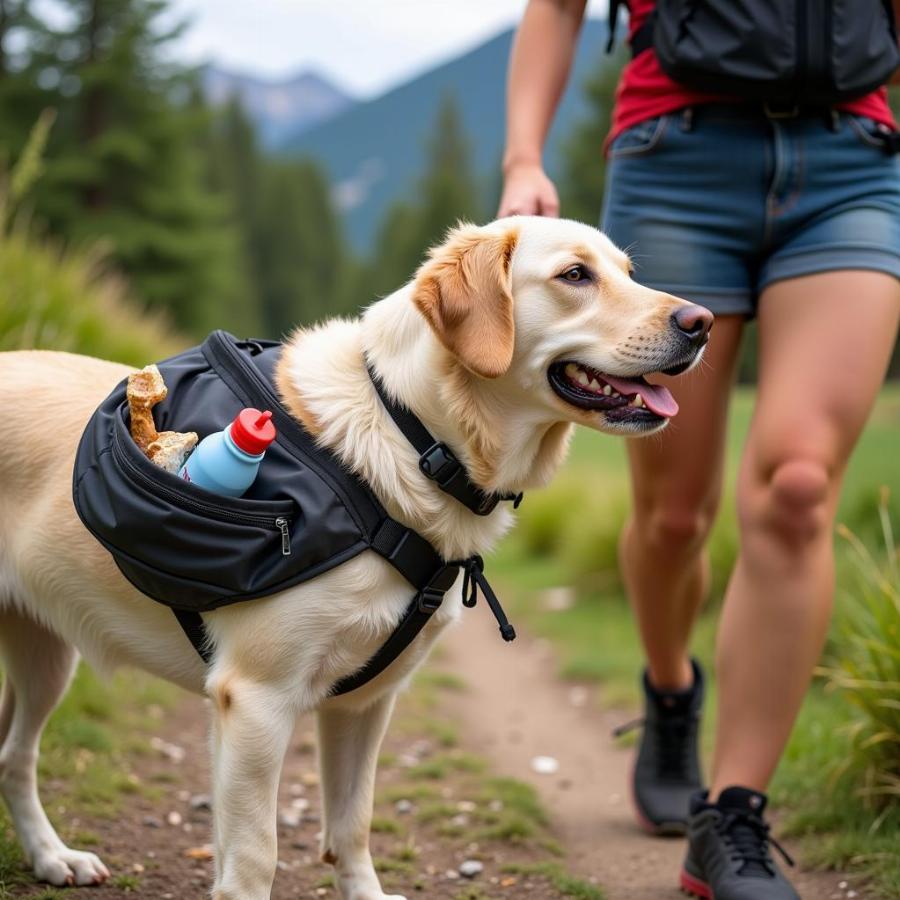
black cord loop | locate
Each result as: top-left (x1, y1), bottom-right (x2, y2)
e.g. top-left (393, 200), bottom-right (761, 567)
top-left (457, 555), bottom-right (516, 642)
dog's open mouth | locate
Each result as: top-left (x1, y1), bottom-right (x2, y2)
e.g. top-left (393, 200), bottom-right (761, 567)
top-left (548, 361), bottom-right (679, 425)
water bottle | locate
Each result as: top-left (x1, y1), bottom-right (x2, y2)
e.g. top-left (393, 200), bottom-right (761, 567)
top-left (179, 408), bottom-right (276, 497)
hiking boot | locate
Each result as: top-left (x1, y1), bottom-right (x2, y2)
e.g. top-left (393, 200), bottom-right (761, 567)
top-left (681, 786), bottom-right (799, 899)
top-left (617, 658), bottom-right (704, 834)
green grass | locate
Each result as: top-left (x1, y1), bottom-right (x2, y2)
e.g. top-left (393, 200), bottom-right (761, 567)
top-left (0, 116), bottom-right (185, 368)
top-left (492, 386), bottom-right (900, 895)
top-left (406, 751), bottom-right (486, 781)
top-left (500, 862), bottom-right (605, 899)
top-left (0, 665), bottom-right (178, 893)
top-left (0, 225), bottom-right (185, 367)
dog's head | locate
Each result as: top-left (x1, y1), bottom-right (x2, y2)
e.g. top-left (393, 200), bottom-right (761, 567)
top-left (413, 217), bottom-right (712, 436)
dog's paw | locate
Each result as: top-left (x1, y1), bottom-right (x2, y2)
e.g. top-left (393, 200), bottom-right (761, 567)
top-left (346, 895), bottom-right (407, 900)
top-left (339, 887), bottom-right (407, 900)
top-left (33, 847), bottom-right (110, 887)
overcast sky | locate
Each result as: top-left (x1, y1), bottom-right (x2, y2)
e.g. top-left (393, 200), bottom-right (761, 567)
top-left (168, 0), bottom-right (609, 97)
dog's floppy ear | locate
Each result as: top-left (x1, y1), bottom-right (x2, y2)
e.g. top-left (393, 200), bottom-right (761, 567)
top-left (413, 223), bottom-right (519, 379)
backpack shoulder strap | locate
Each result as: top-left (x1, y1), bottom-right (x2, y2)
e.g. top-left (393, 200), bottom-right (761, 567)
top-left (607, 0), bottom-right (624, 52)
top-left (608, 1), bottom-right (655, 57)
top-left (631, 8), bottom-right (656, 57)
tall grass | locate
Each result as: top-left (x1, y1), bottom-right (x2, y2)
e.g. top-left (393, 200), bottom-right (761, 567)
top-left (0, 113), bottom-right (184, 366)
top-left (818, 491), bottom-right (900, 813)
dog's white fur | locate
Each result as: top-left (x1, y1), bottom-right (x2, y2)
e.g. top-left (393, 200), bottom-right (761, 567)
top-left (0, 217), bottom-right (705, 899)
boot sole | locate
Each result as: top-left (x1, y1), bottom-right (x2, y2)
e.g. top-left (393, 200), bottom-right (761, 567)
top-left (679, 867), bottom-right (713, 899)
top-left (630, 763), bottom-right (688, 837)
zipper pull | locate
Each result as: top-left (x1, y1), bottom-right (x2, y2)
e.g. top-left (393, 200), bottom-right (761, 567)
top-left (275, 517), bottom-right (291, 556)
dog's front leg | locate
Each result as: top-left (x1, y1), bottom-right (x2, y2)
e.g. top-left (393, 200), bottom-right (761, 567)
top-left (318, 691), bottom-right (406, 900)
top-left (208, 673), bottom-right (296, 900)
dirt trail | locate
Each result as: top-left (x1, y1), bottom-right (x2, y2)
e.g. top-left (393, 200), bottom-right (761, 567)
top-left (441, 610), bottom-right (856, 900)
top-left (12, 615), bottom-right (863, 899)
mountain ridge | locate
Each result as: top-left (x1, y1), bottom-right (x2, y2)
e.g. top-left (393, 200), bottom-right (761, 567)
top-left (201, 64), bottom-right (355, 147)
top-left (279, 19), bottom-right (611, 250)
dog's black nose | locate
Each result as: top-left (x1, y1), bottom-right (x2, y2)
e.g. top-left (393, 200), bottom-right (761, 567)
top-left (671, 304), bottom-right (714, 347)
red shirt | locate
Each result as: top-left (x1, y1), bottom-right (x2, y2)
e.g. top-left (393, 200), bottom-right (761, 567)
top-left (609, 0), bottom-right (896, 142)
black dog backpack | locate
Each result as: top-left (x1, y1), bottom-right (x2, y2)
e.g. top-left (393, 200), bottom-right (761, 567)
top-left (73, 331), bottom-right (518, 695)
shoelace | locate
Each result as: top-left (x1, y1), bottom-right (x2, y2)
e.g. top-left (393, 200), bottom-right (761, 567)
top-left (456, 554), bottom-right (516, 642)
top-left (717, 809), bottom-right (795, 876)
top-left (612, 711), bottom-right (697, 779)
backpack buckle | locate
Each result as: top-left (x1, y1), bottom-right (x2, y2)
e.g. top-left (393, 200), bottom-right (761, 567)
top-left (416, 564), bottom-right (460, 613)
top-left (763, 102), bottom-right (800, 119)
top-left (419, 442), bottom-right (462, 487)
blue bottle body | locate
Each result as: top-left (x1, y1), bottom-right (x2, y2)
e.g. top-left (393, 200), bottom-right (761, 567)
top-left (179, 425), bottom-right (264, 497)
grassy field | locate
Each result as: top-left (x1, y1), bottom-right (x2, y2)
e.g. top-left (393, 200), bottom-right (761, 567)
top-left (493, 385), bottom-right (900, 898)
top-left (0, 669), bottom-right (179, 898)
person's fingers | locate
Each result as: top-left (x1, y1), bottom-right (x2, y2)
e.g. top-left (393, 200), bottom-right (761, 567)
top-left (498, 193), bottom-right (540, 217)
top-left (498, 167), bottom-right (560, 218)
top-left (538, 190), bottom-right (560, 218)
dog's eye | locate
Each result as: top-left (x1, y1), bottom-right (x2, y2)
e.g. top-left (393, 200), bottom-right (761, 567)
top-left (559, 265), bottom-right (589, 284)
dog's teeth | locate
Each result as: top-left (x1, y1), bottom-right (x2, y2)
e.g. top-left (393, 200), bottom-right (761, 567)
top-left (633, 395), bottom-right (644, 408)
top-left (612, 391), bottom-right (621, 398)
top-left (602, 385), bottom-right (612, 396)
top-left (565, 363), bottom-right (578, 378)
top-left (576, 370), bottom-right (589, 386)
top-left (589, 378), bottom-right (601, 391)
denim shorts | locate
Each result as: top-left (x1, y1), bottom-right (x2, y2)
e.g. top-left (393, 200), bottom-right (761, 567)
top-left (600, 106), bottom-right (900, 316)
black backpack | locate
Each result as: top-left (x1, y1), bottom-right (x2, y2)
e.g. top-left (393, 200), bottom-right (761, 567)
top-left (73, 331), bottom-right (517, 695)
top-left (609, 0), bottom-right (900, 107)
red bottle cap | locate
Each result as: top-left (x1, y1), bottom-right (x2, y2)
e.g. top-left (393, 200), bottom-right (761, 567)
top-left (230, 408), bottom-right (276, 456)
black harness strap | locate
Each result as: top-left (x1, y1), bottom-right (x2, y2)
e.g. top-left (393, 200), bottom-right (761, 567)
top-left (174, 608), bottom-right (213, 664)
top-left (630, 14), bottom-right (655, 57)
top-left (169, 342), bottom-right (518, 692)
top-left (330, 561), bottom-right (460, 695)
top-left (365, 361), bottom-right (522, 516)
top-left (607, 0), bottom-right (625, 52)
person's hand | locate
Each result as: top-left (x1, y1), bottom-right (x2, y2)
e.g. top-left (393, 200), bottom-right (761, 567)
top-left (498, 162), bottom-right (560, 217)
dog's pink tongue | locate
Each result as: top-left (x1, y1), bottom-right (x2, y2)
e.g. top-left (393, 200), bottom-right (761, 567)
top-left (602, 376), bottom-right (680, 418)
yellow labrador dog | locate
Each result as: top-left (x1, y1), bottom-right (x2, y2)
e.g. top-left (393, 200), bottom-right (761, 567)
top-left (0, 216), bottom-right (711, 900)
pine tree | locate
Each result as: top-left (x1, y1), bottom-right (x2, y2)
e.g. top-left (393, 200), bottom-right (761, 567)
top-left (416, 92), bottom-right (482, 247)
top-left (11, 0), bottom-right (254, 335)
top-left (0, 0), bottom-right (26, 76)
top-left (0, 1), bottom-right (47, 158)
top-left (204, 98), bottom-right (350, 334)
top-left (255, 158), bottom-right (346, 335)
top-left (559, 50), bottom-right (626, 226)
top-left (366, 92), bottom-right (484, 299)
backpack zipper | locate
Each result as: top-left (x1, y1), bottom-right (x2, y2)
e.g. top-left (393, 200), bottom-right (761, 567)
top-left (276, 517), bottom-right (291, 556)
top-left (113, 431), bottom-right (293, 553)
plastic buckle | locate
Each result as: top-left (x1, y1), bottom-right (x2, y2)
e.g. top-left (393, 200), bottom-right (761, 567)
top-left (416, 564), bottom-right (459, 613)
top-left (763, 102), bottom-right (800, 119)
top-left (236, 339), bottom-right (267, 355)
top-left (475, 494), bottom-right (500, 516)
top-left (419, 442), bottom-right (461, 486)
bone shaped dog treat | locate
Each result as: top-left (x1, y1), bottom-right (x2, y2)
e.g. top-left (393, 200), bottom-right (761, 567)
top-left (127, 365), bottom-right (198, 473)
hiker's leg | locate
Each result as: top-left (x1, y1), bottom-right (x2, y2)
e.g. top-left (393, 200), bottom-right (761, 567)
top-left (620, 315), bottom-right (744, 690)
top-left (710, 270), bottom-right (899, 796)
